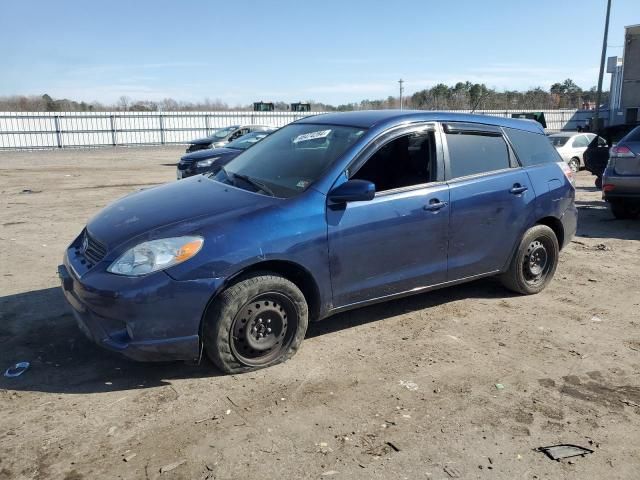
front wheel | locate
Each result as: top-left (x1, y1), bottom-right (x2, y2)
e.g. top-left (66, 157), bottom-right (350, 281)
top-left (500, 225), bottom-right (559, 295)
top-left (203, 273), bottom-right (308, 373)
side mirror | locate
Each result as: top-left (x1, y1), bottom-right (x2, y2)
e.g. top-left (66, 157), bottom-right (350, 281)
top-left (328, 179), bottom-right (375, 203)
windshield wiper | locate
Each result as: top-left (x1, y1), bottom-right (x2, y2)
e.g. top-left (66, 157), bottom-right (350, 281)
top-left (231, 173), bottom-right (275, 196)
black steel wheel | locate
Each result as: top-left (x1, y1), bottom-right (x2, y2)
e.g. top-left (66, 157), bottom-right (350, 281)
top-left (204, 273), bottom-right (308, 373)
top-left (500, 225), bottom-right (559, 295)
top-left (521, 239), bottom-right (552, 287)
top-left (229, 292), bottom-right (297, 367)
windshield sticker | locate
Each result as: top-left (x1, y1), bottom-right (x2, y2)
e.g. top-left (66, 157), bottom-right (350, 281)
top-left (296, 180), bottom-right (310, 189)
top-left (293, 129), bottom-right (331, 143)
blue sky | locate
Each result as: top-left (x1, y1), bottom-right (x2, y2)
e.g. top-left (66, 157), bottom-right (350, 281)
top-left (0, 0), bottom-right (637, 106)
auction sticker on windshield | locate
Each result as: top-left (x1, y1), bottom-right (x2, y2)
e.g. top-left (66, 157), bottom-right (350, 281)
top-left (293, 129), bottom-right (331, 143)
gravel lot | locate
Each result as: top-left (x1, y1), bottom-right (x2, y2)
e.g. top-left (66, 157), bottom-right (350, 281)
top-left (1, 147), bottom-right (639, 480)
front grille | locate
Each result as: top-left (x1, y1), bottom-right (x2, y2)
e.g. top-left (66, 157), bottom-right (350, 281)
top-left (82, 231), bottom-right (107, 265)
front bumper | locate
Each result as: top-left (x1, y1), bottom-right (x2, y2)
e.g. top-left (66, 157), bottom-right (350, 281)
top-left (58, 252), bottom-right (222, 362)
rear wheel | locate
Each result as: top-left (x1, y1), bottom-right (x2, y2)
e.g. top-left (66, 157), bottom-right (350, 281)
top-left (500, 225), bottom-right (559, 295)
top-left (203, 273), bottom-right (308, 374)
top-left (610, 201), bottom-right (640, 220)
top-left (595, 176), bottom-right (602, 189)
top-left (568, 157), bottom-right (580, 173)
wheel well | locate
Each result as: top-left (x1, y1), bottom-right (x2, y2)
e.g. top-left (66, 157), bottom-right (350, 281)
top-left (536, 217), bottom-right (564, 249)
top-left (209, 260), bottom-right (321, 322)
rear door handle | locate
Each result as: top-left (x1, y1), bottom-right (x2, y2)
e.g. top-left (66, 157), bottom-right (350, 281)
top-left (509, 184), bottom-right (528, 195)
top-left (424, 199), bottom-right (448, 211)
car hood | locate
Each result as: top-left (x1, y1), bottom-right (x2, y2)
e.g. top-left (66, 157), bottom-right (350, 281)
top-left (189, 135), bottom-right (217, 145)
top-left (181, 147), bottom-right (239, 162)
top-left (86, 176), bottom-right (277, 251)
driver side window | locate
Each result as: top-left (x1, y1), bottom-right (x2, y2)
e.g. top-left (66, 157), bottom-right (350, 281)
top-left (350, 131), bottom-right (436, 192)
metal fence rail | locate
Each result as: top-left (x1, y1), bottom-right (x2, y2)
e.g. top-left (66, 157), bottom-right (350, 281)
top-left (0, 109), bottom-right (591, 150)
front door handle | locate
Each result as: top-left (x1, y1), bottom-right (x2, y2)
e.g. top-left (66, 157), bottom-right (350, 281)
top-left (509, 184), bottom-right (528, 195)
top-left (424, 199), bottom-right (448, 211)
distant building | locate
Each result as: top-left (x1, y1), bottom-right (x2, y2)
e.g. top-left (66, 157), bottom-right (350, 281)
top-left (620, 24), bottom-right (640, 124)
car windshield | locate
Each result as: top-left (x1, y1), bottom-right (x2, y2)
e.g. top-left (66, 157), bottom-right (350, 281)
top-left (226, 132), bottom-right (270, 150)
top-left (549, 135), bottom-right (571, 147)
top-left (211, 123), bottom-right (366, 198)
top-left (212, 126), bottom-right (238, 139)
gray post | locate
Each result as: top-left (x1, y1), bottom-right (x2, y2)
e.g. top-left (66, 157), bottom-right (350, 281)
top-left (53, 115), bottom-right (62, 148)
top-left (593, 0), bottom-right (612, 131)
top-left (159, 114), bottom-right (165, 145)
top-left (205, 114), bottom-right (210, 136)
top-left (109, 115), bottom-right (117, 146)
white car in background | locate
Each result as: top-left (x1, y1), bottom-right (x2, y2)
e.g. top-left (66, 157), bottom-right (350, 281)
top-left (548, 132), bottom-right (600, 173)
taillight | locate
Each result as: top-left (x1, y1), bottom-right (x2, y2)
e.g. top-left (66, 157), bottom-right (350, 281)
top-left (610, 145), bottom-right (635, 158)
top-left (602, 184), bottom-right (616, 192)
top-left (559, 162), bottom-right (575, 185)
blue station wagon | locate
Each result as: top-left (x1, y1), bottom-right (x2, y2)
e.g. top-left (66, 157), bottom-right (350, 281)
top-left (58, 111), bottom-right (577, 373)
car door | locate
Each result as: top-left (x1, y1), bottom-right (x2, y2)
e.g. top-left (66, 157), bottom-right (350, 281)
top-left (442, 122), bottom-right (535, 281)
top-left (571, 134), bottom-right (590, 162)
top-left (327, 124), bottom-right (449, 307)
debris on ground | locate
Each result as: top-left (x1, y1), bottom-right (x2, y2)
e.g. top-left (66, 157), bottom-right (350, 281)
top-left (159, 459), bottom-right (186, 473)
top-left (123, 453), bottom-right (137, 462)
top-left (4, 361), bottom-right (30, 378)
top-left (443, 464), bottom-right (461, 478)
top-left (591, 315), bottom-right (603, 322)
top-left (321, 471), bottom-right (339, 476)
top-left (620, 399), bottom-right (640, 408)
top-left (495, 383), bottom-right (505, 390)
top-left (386, 441), bottom-right (401, 452)
top-left (595, 243), bottom-right (611, 251)
top-left (399, 380), bottom-right (418, 391)
top-left (537, 444), bottom-right (594, 461)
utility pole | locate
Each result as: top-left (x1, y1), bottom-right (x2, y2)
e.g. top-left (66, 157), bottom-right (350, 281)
top-left (593, 0), bottom-right (612, 132)
top-left (398, 79), bottom-right (404, 110)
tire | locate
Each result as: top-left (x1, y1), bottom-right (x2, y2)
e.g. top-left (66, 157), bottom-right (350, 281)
top-left (203, 273), bottom-right (308, 374)
top-left (595, 176), bottom-right (602, 189)
top-left (568, 157), bottom-right (580, 173)
top-left (500, 225), bottom-right (559, 295)
top-left (610, 201), bottom-right (640, 220)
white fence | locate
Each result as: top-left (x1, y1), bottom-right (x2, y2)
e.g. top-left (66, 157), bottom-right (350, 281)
top-left (0, 109), bottom-right (592, 150)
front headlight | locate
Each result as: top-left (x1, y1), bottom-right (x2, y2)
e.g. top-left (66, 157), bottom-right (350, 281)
top-left (107, 236), bottom-right (204, 276)
top-left (196, 156), bottom-right (220, 168)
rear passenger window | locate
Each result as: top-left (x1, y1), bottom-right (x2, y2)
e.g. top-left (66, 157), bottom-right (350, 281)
top-left (445, 132), bottom-right (510, 179)
top-left (572, 135), bottom-right (589, 148)
top-left (504, 127), bottom-right (562, 166)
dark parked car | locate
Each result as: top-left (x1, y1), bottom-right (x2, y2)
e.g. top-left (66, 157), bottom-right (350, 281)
top-left (58, 111), bottom-right (576, 373)
top-left (584, 123), bottom-right (639, 188)
top-left (602, 125), bottom-right (640, 219)
top-left (185, 125), bottom-right (271, 153)
top-left (177, 130), bottom-right (273, 179)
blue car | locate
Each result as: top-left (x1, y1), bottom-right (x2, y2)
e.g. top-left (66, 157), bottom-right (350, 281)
top-left (177, 130), bottom-right (273, 179)
top-left (58, 111), bottom-right (577, 373)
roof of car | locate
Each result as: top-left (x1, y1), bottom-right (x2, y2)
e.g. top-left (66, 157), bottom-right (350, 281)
top-left (548, 132), bottom-right (575, 137)
top-left (296, 110), bottom-right (544, 133)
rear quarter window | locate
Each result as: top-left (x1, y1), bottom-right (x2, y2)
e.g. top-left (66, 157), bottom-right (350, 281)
top-left (504, 127), bottom-right (562, 166)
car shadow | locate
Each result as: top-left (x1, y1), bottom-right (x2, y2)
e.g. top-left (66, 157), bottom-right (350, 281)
top-left (575, 199), bottom-right (640, 241)
top-left (1, 278), bottom-right (514, 395)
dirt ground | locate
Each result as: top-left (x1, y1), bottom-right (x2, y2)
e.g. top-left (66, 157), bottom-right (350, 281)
top-left (1, 146), bottom-right (639, 480)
